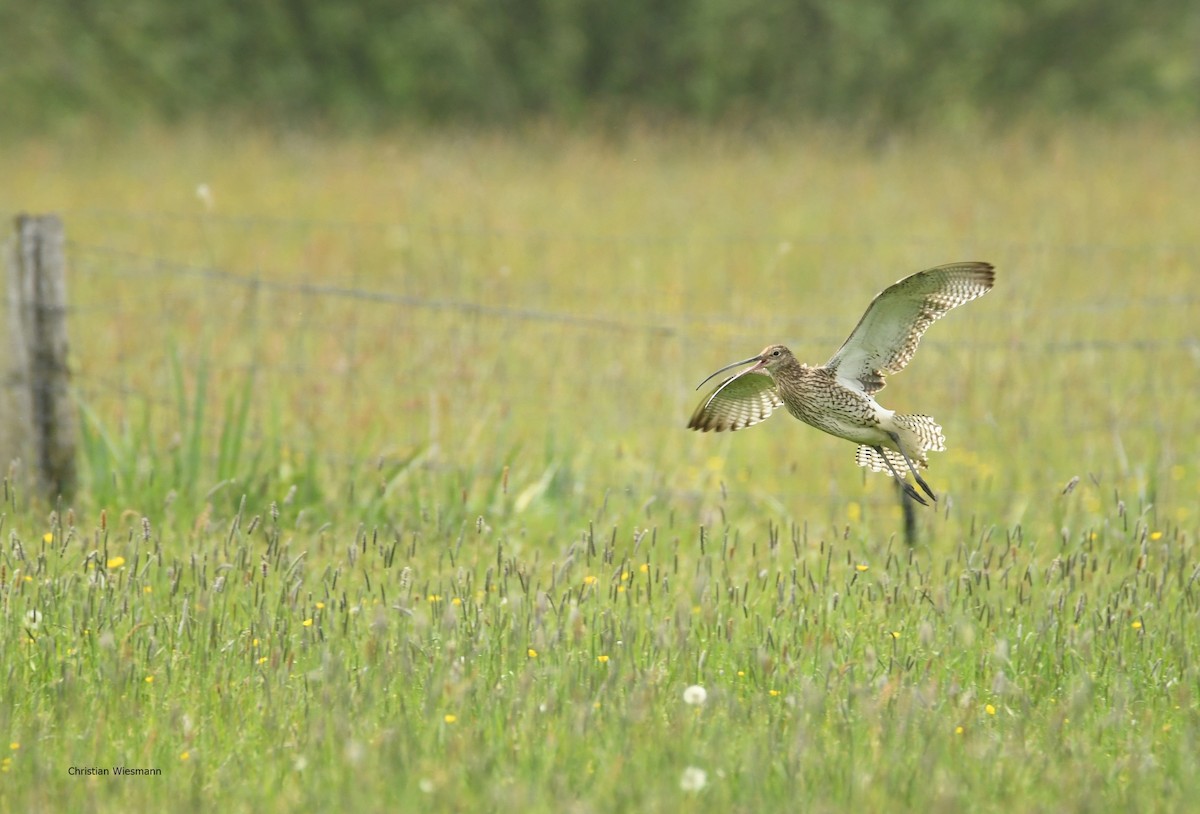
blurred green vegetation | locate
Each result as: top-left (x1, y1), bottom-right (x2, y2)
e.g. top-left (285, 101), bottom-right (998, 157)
top-left (2, 104), bottom-right (1199, 813)
top-left (4, 0), bottom-right (1197, 133)
top-left (4, 123), bottom-right (1197, 535)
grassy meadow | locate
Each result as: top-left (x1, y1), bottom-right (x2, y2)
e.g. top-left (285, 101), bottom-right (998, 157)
top-left (1, 122), bottom-right (1199, 811)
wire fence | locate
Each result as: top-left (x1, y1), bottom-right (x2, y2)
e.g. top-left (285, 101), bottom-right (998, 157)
top-left (54, 226), bottom-right (1200, 340)
top-left (5, 208), bottom-right (1199, 511)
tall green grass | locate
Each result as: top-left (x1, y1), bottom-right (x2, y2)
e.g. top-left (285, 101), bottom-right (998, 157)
top-left (75, 349), bottom-right (264, 518)
top-left (1, 122), bottom-right (1198, 811)
top-left (2, 475), bottom-right (1196, 810)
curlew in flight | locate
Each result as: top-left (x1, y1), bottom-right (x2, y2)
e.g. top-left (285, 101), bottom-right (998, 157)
top-left (688, 262), bottom-right (995, 506)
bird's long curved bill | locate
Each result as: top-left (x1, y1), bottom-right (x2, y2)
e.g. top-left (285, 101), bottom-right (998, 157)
top-left (694, 355), bottom-right (765, 391)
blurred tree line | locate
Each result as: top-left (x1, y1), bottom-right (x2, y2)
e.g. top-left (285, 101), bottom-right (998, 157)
top-left (4, 0), bottom-right (1196, 131)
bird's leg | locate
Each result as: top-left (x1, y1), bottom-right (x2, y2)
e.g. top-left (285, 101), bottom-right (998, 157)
top-left (872, 445), bottom-right (928, 507)
top-left (885, 432), bottom-right (937, 503)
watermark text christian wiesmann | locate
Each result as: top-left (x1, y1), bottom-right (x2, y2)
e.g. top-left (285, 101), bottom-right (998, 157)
top-left (69, 766), bottom-right (162, 777)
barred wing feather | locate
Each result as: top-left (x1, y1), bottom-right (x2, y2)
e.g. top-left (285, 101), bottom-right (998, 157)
top-left (826, 262), bottom-right (995, 395)
top-left (687, 372), bottom-right (783, 432)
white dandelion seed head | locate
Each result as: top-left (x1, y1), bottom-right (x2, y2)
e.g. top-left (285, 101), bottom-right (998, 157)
top-left (683, 684), bottom-right (708, 706)
top-left (25, 609), bottom-right (42, 629)
top-left (418, 778), bottom-right (435, 794)
top-left (680, 766), bottom-right (707, 792)
top-left (196, 183), bottom-right (214, 211)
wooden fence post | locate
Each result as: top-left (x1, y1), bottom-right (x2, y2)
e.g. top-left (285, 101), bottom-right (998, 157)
top-left (2, 214), bottom-right (77, 500)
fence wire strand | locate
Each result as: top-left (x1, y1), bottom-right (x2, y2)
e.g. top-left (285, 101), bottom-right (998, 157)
top-left (4, 210), bottom-right (1196, 509)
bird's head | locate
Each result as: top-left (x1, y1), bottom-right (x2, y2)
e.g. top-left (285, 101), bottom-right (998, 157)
top-left (756, 344), bottom-right (795, 374)
top-left (694, 344), bottom-right (795, 391)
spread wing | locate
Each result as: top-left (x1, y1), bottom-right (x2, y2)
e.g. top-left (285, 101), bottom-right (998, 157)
top-left (826, 262), bottom-right (995, 395)
top-left (687, 372), bottom-right (783, 432)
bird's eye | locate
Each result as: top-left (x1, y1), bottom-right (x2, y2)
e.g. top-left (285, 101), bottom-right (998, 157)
top-left (771, 349), bottom-right (781, 357)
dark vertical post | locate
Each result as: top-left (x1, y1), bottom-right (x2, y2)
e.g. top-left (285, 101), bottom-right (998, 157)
top-left (899, 481), bottom-right (917, 545)
top-left (3, 214), bottom-right (76, 500)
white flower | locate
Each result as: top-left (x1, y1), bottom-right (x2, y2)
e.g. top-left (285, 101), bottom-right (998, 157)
top-left (195, 183), bottom-right (214, 211)
top-left (680, 766), bottom-right (707, 792)
top-left (25, 609), bottom-right (42, 629)
top-left (683, 684), bottom-right (707, 706)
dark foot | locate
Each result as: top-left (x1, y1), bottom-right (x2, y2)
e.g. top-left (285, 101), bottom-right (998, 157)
top-left (900, 479), bottom-right (929, 507)
top-left (884, 432), bottom-right (937, 503)
top-left (912, 470), bottom-right (937, 503)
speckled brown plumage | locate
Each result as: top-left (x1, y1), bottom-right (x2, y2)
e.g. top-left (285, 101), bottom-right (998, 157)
top-left (687, 262), bottom-right (995, 505)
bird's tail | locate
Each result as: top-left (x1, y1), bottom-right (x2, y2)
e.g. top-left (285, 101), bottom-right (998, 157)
top-left (855, 414), bottom-right (945, 474)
